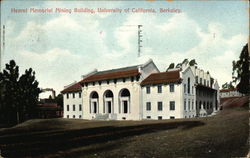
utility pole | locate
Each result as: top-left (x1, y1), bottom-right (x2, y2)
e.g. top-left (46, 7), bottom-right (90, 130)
top-left (138, 25), bottom-right (143, 57)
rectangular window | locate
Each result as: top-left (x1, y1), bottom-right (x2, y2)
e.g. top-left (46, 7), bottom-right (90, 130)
top-left (79, 104), bottom-right (82, 111)
top-left (192, 86), bottom-right (194, 94)
top-left (73, 93), bottom-right (75, 98)
top-left (157, 85), bottom-right (162, 93)
top-left (158, 102), bottom-right (163, 111)
top-left (184, 84), bottom-right (186, 93)
top-left (195, 76), bottom-right (198, 83)
top-left (170, 116), bottom-right (175, 119)
top-left (146, 86), bottom-right (151, 94)
top-left (188, 101), bottom-right (190, 110)
top-left (79, 92), bottom-right (81, 98)
top-left (146, 116), bottom-right (151, 119)
top-left (79, 115), bottom-right (82, 118)
top-left (66, 93), bottom-right (69, 99)
top-left (192, 101), bottom-right (194, 110)
top-left (170, 101), bottom-right (175, 110)
top-left (73, 115), bottom-right (75, 118)
top-left (73, 105), bottom-right (75, 111)
top-left (184, 100), bottom-right (186, 110)
top-left (200, 78), bottom-right (202, 84)
top-left (170, 84), bottom-right (174, 92)
top-left (146, 102), bottom-right (151, 111)
top-left (67, 115), bottom-right (69, 118)
top-left (158, 116), bottom-right (162, 120)
top-left (67, 105), bottom-right (69, 111)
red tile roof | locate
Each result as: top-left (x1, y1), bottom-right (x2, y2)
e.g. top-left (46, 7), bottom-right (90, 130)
top-left (80, 68), bottom-right (140, 84)
top-left (61, 82), bottom-right (82, 93)
top-left (141, 70), bottom-right (181, 86)
top-left (220, 88), bottom-right (237, 92)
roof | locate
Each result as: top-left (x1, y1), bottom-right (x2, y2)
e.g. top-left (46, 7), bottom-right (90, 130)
top-left (220, 88), bottom-right (237, 93)
top-left (80, 65), bottom-right (140, 84)
top-left (141, 70), bottom-right (181, 86)
top-left (196, 84), bottom-right (216, 92)
top-left (61, 82), bottom-right (82, 93)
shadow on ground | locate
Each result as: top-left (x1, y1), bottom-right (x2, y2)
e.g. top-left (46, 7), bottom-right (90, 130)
top-left (0, 120), bottom-right (205, 157)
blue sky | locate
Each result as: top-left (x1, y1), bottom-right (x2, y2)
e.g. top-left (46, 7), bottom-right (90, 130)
top-left (0, 0), bottom-right (248, 98)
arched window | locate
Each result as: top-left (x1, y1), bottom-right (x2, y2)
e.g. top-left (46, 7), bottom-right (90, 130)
top-left (90, 91), bottom-right (99, 113)
top-left (187, 77), bottom-right (190, 94)
top-left (119, 89), bottom-right (131, 114)
top-left (103, 90), bottom-right (114, 114)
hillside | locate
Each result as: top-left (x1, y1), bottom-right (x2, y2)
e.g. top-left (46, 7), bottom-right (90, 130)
top-left (0, 107), bottom-right (248, 158)
top-left (220, 96), bottom-right (249, 109)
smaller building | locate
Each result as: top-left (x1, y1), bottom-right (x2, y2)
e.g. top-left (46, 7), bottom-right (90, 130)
top-left (220, 88), bottom-right (243, 98)
top-left (36, 103), bottom-right (63, 119)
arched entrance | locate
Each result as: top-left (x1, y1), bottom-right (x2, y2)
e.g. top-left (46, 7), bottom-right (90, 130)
top-left (90, 91), bottom-right (99, 113)
top-left (119, 89), bottom-right (130, 114)
top-left (103, 90), bottom-right (114, 114)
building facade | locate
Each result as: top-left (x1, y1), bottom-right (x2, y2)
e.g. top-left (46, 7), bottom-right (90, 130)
top-left (61, 59), bottom-right (220, 120)
top-left (61, 82), bottom-right (83, 119)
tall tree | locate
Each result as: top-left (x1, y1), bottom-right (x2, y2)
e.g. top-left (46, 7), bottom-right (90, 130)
top-left (0, 60), bottom-right (19, 124)
top-left (55, 93), bottom-right (63, 108)
top-left (0, 60), bottom-right (41, 124)
top-left (232, 44), bottom-right (249, 94)
top-left (18, 68), bottom-right (41, 120)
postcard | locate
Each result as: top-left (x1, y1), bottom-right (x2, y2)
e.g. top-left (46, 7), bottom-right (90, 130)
top-left (0, 0), bottom-right (249, 157)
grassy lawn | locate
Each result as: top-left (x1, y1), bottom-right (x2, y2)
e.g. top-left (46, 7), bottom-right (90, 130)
top-left (0, 107), bottom-right (248, 158)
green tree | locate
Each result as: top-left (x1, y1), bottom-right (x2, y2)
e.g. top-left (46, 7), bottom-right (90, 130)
top-left (0, 60), bottom-right (41, 124)
top-left (222, 82), bottom-right (235, 90)
top-left (0, 60), bottom-right (19, 124)
top-left (55, 93), bottom-right (63, 108)
top-left (232, 44), bottom-right (249, 94)
top-left (18, 68), bottom-right (41, 120)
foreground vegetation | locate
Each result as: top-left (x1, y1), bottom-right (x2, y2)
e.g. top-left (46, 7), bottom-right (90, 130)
top-left (0, 107), bottom-right (248, 158)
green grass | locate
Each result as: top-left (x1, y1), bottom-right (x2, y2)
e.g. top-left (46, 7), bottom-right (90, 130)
top-left (0, 107), bottom-right (248, 158)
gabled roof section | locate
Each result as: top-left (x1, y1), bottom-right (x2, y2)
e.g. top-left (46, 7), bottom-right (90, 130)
top-left (61, 82), bottom-right (82, 93)
top-left (80, 65), bottom-right (140, 84)
top-left (141, 70), bottom-right (181, 86)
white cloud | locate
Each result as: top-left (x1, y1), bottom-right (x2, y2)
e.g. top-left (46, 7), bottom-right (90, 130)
top-left (3, 3), bottom-right (247, 94)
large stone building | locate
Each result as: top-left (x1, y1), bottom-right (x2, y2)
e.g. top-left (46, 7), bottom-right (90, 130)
top-left (61, 59), bottom-right (220, 120)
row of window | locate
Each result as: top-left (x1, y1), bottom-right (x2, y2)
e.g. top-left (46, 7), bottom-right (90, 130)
top-left (146, 101), bottom-right (175, 111)
top-left (146, 84), bottom-right (175, 94)
top-left (146, 116), bottom-right (175, 120)
top-left (66, 92), bottom-right (82, 99)
top-left (195, 76), bottom-right (212, 87)
top-left (83, 76), bottom-right (140, 87)
top-left (184, 115), bottom-right (196, 118)
top-left (184, 84), bottom-right (194, 95)
top-left (184, 100), bottom-right (214, 111)
top-left (196, 89), bottom-right (214, 97)
top-left (66, 115), bottom-right (82, 119)
top-left (66, 104), bottom-right (82, 111)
